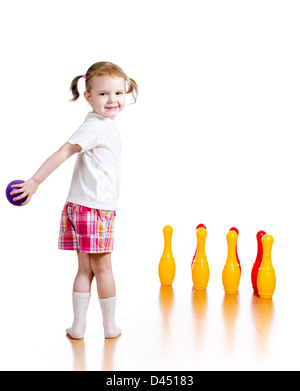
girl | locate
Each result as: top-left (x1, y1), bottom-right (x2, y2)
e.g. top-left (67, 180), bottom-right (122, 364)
top-left (10, 61), bottom-right (138, 339)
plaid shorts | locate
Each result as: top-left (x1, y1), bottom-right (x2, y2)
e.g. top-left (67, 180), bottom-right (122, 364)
top-left (58, 202), bottom-right (116, 253)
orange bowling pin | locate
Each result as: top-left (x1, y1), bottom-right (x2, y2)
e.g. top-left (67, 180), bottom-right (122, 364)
top-left (159, 225), bottom-right (176, 286)
top-left (229, 227), bottom-right (241, 273)
top-left (192, 226), bottom-right (210, 290)
top-left (222, 230), bottom-right (241, 294)
top-left (257, 234), bottom-right (276, 299)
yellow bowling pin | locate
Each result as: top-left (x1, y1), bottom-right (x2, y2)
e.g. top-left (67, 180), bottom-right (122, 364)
top-left (257, 234), bottom-right (276, 299)
top-left (222, 230), bottom-right (241, 294)
top-left (159, 225), bottom-right (176, 286)
top-left (192, 227), bottom-right (210, 290)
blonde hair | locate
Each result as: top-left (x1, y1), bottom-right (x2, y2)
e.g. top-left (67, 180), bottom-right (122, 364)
top-left (70, 61), bottom-right (138, 103)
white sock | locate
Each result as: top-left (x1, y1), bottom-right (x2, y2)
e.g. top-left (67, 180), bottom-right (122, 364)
top-left (99, 296), bottom-right (121, 339)
top-left (66, 292), bottom-right (91, 340)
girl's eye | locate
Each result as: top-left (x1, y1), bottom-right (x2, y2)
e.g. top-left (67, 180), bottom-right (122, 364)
top-left (99, 93), bottom-right (107, 96)
top-left (116, 92), bottom-right (123, 95)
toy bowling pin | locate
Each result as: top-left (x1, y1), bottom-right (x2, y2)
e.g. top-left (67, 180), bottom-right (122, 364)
top-left (257, 234), bottom-right (276, 299)
top-left (159, 225), bottom-right (176, 286)
top-left (222, 230), bottom-right (241, 294)
top-left (251, 230), bottom-right (266, 294)
top-left (229, 227), bottom-right (241, 273)
top-left (191, 224), bottom-right (206, 268)
top-left (192, 225), bottom-right (210, 290)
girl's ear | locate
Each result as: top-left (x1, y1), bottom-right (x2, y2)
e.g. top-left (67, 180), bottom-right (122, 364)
top-left (84, 91), bottom-right (92, 105)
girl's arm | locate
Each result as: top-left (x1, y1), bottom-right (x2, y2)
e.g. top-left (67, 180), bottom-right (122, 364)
top-left (10, 142), bottom-right (82, 205)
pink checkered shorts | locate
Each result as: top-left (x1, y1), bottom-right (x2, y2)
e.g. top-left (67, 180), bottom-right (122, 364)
top-left (58, 202), bottom-right (116, 253)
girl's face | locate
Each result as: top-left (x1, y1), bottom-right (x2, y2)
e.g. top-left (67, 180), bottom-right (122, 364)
top-left (84, 75), bottom-right (126, 119)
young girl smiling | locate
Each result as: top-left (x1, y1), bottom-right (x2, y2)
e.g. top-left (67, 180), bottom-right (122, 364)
top-left (11, 61), bottom-right (138, 339)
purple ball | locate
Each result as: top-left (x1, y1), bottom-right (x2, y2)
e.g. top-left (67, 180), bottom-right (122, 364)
top-left (6, 180), bottom-right (27, 206)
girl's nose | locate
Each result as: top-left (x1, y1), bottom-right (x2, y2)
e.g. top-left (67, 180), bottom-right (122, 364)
top-left (108, 94), bottom-right (116, 102)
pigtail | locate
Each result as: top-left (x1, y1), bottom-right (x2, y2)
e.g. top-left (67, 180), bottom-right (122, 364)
top-left (126, 77), bottom-right (138, 104)
top-left (70, 75), bottom-right (85, 102)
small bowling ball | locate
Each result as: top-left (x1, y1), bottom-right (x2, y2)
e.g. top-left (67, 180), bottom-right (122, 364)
top-left (6, 180), bottom-right (27, 206)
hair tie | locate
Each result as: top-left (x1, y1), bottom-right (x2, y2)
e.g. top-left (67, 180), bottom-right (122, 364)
top-left (82, 74), bottom-right (86, 79)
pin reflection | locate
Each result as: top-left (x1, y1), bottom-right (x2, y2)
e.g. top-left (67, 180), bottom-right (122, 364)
top-left (158, 286), bottom-right (175, 342)
top-left (251, 293), bottom-right (274, 352)
top-left (222, 294), bottom-right (240, 349)
top-left (159, 285), bottom-right (175, 319)
top-left (191, 289), bottom-right (208, 345)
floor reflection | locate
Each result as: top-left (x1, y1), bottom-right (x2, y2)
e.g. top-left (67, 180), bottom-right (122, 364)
top-left (158, 286), bottom-right (175, 320)
top-left (158, 286), bottom-right (175, 345)
top-left (100, 336), bottom-right (120, 371)
top-left (67, 335), bottom-right (86, 371)
top-left (251, 293), bottom-right (274, 352)
top-left (191, 289), bottom-right (208, 345)
top-left (222, 293), bottom-right (240, 350)
top-left (67, 332), bottom-right (120, 371)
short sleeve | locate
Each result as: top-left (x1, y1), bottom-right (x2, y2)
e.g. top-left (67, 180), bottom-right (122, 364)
top-left (67, 124), bottom-right (98, 153)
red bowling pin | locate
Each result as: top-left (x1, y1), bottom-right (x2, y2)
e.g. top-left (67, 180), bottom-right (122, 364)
top-left (229, 227), bottom-right (241, 273)
top-left (251, 230), bottom-right (266, 294)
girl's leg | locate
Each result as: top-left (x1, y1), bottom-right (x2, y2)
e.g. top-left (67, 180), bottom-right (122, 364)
top-left (90, 252), bottom-right (121, 338)
top-left (73, 252), bottom-right (94, 293)
top-left (90, 252), bottom-right (115, 299)
top-left (67, 252), bottom-right (94, 339)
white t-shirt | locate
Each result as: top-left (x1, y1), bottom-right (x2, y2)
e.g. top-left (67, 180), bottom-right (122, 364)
top-left (66, 112), bottom-right (122, 211)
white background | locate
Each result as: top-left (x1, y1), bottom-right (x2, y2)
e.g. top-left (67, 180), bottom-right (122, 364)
top-left (0, 0), bottom-right (299, 370)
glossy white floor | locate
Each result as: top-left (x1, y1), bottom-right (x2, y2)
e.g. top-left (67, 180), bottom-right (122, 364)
top-left (1, 211), bottom-right (299, 371)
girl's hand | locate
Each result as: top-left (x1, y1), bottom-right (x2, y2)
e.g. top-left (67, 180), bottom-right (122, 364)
top-left (10, 178), bottom-right (39, 205)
